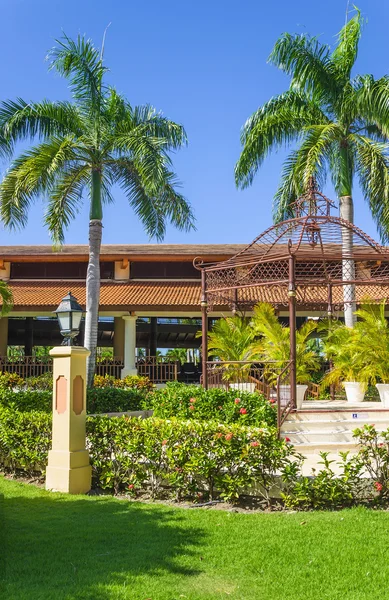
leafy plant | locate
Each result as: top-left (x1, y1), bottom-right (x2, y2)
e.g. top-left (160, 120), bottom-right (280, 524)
top-left (282, 451), bottom-right (364, 509)
top-left (0, 372), bottom-right (25, 389)
top-left (148, 382), bottom-right (277, 427)
top-left (235, 8), bottom-right (389, 327)
top-left (321, 319), bottom-right (363, 386)
top-left (93, 374), bottom-right (154, 392)
top-left (251, 303), bottom-right (320, 383)
top-left (0, 33), bottom-right (194, 385)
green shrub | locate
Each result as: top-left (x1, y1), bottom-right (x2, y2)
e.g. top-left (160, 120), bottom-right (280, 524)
top-left (0, 407), bottom-right (296, 503)
top-left (281, 451), bottom-right (364, 509)
top-left (148, 382), bottom-right (276, 427)
top-left (0, 388), bottom-right (52, 412)
top-left (25, 372), bottom-right (53, 391)
top-left (87, 416), bottom-right (295, 502)
top-left (0, 386), bottom-right (148, 414)
top-left (93, 374), bottom-right (154, 392)
top-left (0, 407), bottom-right (51, 475)
top-left (87, 387), bottom-right (148, 414)
top-left (0, 372), bottom-right (25, 389)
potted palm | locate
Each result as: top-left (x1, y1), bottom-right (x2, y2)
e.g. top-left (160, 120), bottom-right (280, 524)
top-left (322, 319), bottom-right (366, 403)
top-left (206, 315), bottom-right (258, 392)
top-left (251, 303), bottom-right (320, 408)
top-left (352, 303), bottom-right (389, 406)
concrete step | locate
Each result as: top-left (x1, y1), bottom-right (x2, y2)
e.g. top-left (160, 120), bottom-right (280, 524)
top-left (281, 430), bottom-right (376, 444)
top-left (284, 440), bottom-right (360, 454)
top-left (286, 409), bottom-right (389, 423)
top-left (282, 418), bottom-right (389, 434)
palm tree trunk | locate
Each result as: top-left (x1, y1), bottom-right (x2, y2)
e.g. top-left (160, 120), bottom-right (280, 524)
top-left (339, 195), bottom-right (356, 327)
top-left (338, 144), bottom-right (356, 328)
top-left (85, 169), bottom-right (103, 386)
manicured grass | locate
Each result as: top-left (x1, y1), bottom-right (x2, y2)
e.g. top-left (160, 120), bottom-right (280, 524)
top-left (1, 477), bottom-right (388, 600)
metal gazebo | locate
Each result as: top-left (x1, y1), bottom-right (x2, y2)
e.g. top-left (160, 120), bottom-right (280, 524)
top-left (195, 186), bottom-right (389, 420)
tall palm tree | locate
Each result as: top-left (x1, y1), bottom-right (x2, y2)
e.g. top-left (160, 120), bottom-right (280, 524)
top-left (235, 8), bottom-right (389, 327)
top-left (0, 34), bottom-right (195, 385)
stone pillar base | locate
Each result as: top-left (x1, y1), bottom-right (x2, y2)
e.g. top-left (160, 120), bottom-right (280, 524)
top-left (121, 367), bottom-right (138, 379)
top-left (46, 449), bottom-right (91, 494)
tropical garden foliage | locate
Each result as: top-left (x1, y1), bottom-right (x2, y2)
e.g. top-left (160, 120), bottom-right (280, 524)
top-left (0, 34), bottom-right (194, 384)
top-left (235, 7), bottom-right (389, 326)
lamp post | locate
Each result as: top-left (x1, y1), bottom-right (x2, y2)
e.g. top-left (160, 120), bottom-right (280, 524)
top-left (54, 291), bottom-right (83, 345)
top-left (45, 292), bottom-right (91, 494)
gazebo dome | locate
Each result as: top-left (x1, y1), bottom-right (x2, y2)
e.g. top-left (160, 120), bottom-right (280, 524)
top-left (196, 186), bottom-right (389, 311)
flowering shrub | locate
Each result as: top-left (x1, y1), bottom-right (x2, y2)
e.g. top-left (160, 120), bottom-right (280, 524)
top-left (0, 407), bottom-right (297, 503)
top-left (352, 424), bottom-right (389, 501)
top-left (93, 374), bottom-right (154, 392)
top-left (148, 383), bottom-right (276, 427)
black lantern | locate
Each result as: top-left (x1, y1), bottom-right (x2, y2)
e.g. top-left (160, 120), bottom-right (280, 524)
top-left (54, 292), bottom-right (84, 346)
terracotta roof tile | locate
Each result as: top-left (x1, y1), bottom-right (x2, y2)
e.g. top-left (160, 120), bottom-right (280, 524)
top-left (6, 280), bottom-right (204, 311)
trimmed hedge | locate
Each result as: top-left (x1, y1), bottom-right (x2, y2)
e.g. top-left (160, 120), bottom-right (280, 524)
top-left (148, 382), bottom-right (277, 427)
top-left (0, 407), bottom-right (296, 503)
top-left (0, 387), bottom-right (148, 414)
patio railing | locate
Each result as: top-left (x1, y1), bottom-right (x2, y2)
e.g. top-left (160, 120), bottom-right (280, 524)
top-left (0, 355), bottom-right (177, 383)
top-left (136, 356), bottom-right (178, 384)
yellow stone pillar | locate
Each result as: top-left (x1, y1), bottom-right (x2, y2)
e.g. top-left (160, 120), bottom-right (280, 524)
top-left (45, 346), bottom-right (91, 494)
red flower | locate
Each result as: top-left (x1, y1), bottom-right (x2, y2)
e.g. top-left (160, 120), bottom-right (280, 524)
top-left (285, 437), bottom-right (291, 443)
top-left (162, 439), bottom-right (168, 446)
top-left (375, 481), bottom-right (383, 492)
top-left (189, 405), bottom-right (195, 411)
top-left (216, 432), bottom-right (223, 439)
top-left (239, 407), bottom-right (247, 415)
top-left (270, 399), bottom-right (276, 404)
top-left (128, 484), bottom-right (135, 490)
top-left (234, 398), bottom-right (241, 404)
top-left (225, 433), bottom-right (233, 441)
top-left (250, 441), bottom-right (259, 447)
top-left (189, 398), bottom-right (197, 404)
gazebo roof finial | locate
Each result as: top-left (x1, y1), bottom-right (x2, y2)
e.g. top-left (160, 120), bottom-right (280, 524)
top-left (291, 178), bottom-right (337, 218)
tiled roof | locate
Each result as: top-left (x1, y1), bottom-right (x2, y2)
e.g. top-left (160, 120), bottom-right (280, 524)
top-left (7, 279), bottom-right (389, 313)
top-left (7, 281), bottom-right (205, 311)
top-left (0, 244), bottom-right (246, 258)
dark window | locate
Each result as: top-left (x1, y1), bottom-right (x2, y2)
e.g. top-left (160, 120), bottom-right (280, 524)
top-left (131, 261), bottom-right (200, 279)
top-left (11, 262), bottom-right (114, 279)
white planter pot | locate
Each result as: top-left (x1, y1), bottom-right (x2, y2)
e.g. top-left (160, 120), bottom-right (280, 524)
top-left (278, 384), bottom-right (308, 409)
top-left (229, 382), bottom-right (257, 393)
top-left (343, 381), bottom-right (365, 403)
top-left (376, 384), bottom-right (389, 406)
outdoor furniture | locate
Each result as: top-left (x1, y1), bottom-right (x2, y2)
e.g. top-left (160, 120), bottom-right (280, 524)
top-left (178, 362), bottom-right (200, 383)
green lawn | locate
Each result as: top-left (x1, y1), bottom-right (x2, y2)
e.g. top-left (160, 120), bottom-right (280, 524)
top-left (1, 477), bottom-right (388, 600)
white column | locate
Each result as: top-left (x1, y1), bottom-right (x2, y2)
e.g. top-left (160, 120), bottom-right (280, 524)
top-left (121, 315), bottom-right (137, 378)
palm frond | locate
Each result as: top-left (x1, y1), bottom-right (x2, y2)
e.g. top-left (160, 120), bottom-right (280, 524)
top-left (353, 134), bottom-right (389, 242)
top-left (235, 91), bottom-right (327, 189)
top-left (0, 99), bottom-right (82, 144)
top-left (111, 158), bottom-right (194, 240)
top-left (44, 165), bottom-right (89, 244)
top-left (352, 75), bottom-right (389, 139)
top-left (268, 33), bottom-right (338, 99)
top-left (0, 136), bottom-right (81, 230)
top-left (0, 281), bottom-right (13, 315)
top-left (332, 7), bottom-right (362, 79)
top-left (47, 33), bottom-right (107, 104)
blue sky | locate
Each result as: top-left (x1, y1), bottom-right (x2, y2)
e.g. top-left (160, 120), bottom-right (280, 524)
top-left (0, 0), bottom-right (388, 246)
